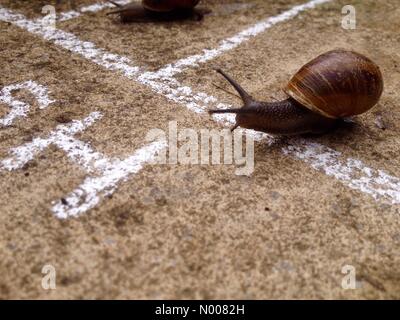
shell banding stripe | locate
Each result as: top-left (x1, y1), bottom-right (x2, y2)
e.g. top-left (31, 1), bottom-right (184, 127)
top-left (288, 67), bottom-right (336, 118)
top-left (285, 50), bottom-right (383, 118)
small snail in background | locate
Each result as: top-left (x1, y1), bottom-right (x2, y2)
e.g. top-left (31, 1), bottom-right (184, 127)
top-left (107, 0), bottom-right (210, 23)
top-left (209, 50), bottom-right (384, 135)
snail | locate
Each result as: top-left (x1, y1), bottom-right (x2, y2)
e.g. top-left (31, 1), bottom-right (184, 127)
top-left (107, 0), bottom-right (210, 23)
top-left (209, 50), bottom-right (383, 135)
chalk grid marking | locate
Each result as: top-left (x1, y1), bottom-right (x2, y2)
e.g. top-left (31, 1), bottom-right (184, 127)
top-left (0, 80), bottom-right (55, 126)
top-left (283, 141), bottom-right (400, 205)
top-left (1, 0), bottom-right (399, 219)
top-left (140, 0), bottom-right (333, 81)
top-left (52, 139), bottom-right (166, 218)
top-left (37, 0), bottom-right (332, 82)
top-left (0, 107), bottom-right (166, 218)
top-left (1, 112), bottom-right (102, 171)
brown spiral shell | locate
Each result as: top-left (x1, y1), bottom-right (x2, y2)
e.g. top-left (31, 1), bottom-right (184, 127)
top-left (284, 50), bottom-right (383, 118)
top-left (143, 0), bottom-right (200, 12)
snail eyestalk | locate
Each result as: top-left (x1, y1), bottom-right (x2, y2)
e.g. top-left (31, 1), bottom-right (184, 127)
top-left (212, 82), bottom-right (240, 99)
top-left (209, 69), bottom-right (258, 117)
top-left (214, 68), bottom-right (253, 105)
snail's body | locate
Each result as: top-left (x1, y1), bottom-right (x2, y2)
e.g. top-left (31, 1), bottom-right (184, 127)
top-left (209, 50), bottom-right (383, 135)
top-left (231, 98), bottom-right (340, 135)
top-left (107, 0), bottom-right (209, 23)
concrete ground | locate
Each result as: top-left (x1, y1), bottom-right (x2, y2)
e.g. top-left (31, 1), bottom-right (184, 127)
top-left (0, 0), bottom-right (399, 299)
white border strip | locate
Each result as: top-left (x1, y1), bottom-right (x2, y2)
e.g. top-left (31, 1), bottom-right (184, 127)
top-left (1, 112), bottom-right (102, 171)
top-left (0, 105), bottom-right (166, 218)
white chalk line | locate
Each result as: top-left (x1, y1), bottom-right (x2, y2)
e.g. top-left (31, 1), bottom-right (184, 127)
top-left (1, 112), bottom-right (103, 171)
top-left (0, 106), bottom-right (166, 218)
top-left (52, 139), bottom-right (166, 219)
top-left (0, 8), bottom-right (141, 78)
top-left (283, 140), bottom-right (400, 205)
top-left (1, 0), bottom-right (399, 218)
top-left (140, 0), bottom-right (333, 81)
top-left (0, 6), bottom-right (160, 217)
top-left (33, 0), bottom-right (132, 23)
top-left (0, 80), bottom-right (55, 126)
top-left (0, 7), bottom-right (198, 106)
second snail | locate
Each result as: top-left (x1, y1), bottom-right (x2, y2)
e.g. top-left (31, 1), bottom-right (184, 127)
top-left (107, 0), bottom-right (210, 23)
top-left (209, 49), bottom-right (384, 135)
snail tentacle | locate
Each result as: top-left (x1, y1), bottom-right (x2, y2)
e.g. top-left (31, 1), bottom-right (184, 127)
top-left (214, 68), bottom-right (253, 105)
